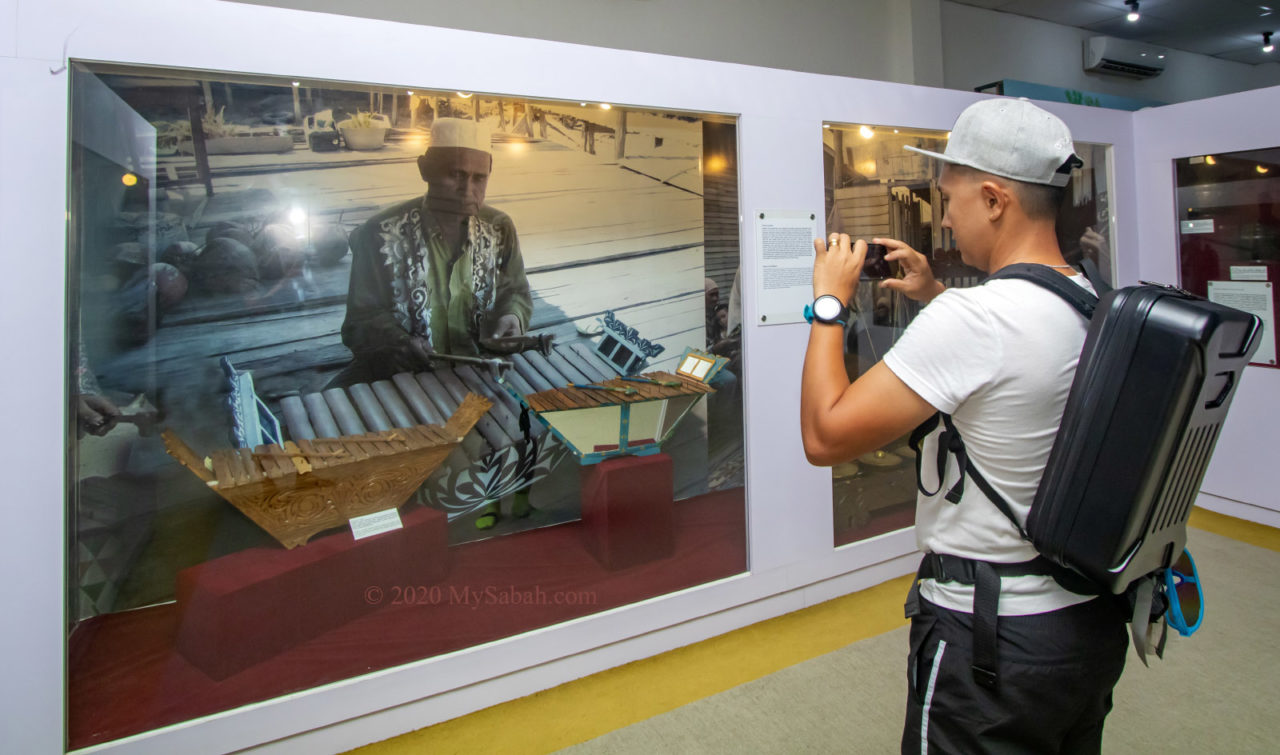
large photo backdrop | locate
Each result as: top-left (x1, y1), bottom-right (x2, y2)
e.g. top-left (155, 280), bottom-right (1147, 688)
top-left (67, 63), bottom-right (745, 747)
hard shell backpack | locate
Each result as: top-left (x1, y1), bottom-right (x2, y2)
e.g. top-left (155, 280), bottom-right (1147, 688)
top-left (909, 261), bottom-right (1263, 679)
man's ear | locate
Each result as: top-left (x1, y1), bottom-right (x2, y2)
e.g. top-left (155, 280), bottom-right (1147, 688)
top-left (979, 180), bottom-right (1010, 221)
top-left (417, 153), bottom-right (432, 183)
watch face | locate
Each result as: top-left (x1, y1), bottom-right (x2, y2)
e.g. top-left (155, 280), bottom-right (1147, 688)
top-left (813, 295), bottom-right (844, 321)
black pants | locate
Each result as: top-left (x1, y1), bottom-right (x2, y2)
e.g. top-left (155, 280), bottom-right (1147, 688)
top-left (902, 595), bottom-right (1128, 755)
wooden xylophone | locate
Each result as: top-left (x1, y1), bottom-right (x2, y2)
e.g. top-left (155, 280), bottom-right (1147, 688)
top-left (522, 371), bottom-right (715, 413)
top-left (163, 393), bottom-right (493, 548)
top-left (269, 340), bottom-right (638, 517)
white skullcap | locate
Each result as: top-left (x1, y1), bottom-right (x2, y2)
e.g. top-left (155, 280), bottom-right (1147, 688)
top-left (429, 117), bottom-right (492, 154)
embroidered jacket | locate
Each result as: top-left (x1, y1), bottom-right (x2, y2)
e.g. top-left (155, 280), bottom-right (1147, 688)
top-left (341, 197), bottom-right (532, 374)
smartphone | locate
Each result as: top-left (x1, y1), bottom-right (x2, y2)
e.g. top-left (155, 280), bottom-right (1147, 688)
top-left (862, 242), bottom-right (892, 280)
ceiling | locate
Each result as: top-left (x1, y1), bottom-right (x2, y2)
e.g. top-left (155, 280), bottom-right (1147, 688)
top-left (952, 0), bottom-right (1279, 65)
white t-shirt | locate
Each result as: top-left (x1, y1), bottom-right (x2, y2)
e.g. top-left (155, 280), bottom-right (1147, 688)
top-left (883, 274), bottom-right (1097, 616)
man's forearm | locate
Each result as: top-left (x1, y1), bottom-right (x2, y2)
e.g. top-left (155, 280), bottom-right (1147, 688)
top-left (800, 323), bottom-right (852, 464)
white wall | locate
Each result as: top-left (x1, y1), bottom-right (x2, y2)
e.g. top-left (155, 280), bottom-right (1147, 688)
top-left (941, 1), bottom-right (1280, 104)
top-left (230, 0), bottom-right (937, 84)
top-left (1, 0), bottom-right (16, 58)
top-left (1133, 86), bottom-right (1280, 528)
top-left (1, 2), bottom-right (1139, 754)
top-left (233, 0), bottom-right (1280, 102)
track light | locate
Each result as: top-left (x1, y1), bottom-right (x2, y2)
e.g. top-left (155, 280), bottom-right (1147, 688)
top-left (1125, 1), bottom-right (1140, 22)
top-left (1264, 32), bottom-right (1274, 53)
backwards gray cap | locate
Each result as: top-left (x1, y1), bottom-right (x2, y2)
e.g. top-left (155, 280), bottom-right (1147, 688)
top-left (905, 98), bottom-right (1081, 187)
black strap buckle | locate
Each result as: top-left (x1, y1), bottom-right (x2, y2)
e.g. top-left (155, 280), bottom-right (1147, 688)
top-left (918, 552), bottom-right (981, 585)
top-left (971, 664), bottom-right (998, 690)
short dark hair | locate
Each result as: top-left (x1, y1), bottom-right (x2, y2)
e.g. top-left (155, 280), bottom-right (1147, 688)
top-left (948, 165), bottom-right (1065, 222)
top-left (1011, 179), bottom-right (1066, 222)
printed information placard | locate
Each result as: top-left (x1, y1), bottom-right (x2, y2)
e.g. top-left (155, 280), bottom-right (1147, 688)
top-left (755, 210), bottom-right (819, 325)
top-left (1208, 280), bottom-right (1276, 366)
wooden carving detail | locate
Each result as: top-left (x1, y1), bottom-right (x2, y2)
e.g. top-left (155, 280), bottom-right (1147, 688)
top-left (443, 393), bottom-right (494, 440)
top-left (163, 393), bottom-right (493, 549)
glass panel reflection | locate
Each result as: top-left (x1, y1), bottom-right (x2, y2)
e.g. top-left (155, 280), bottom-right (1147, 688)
top-left (822, 122), bottom-right (1112, 547)
top-left (1174, 147), bottom-right (1280, 368)
top-left (67, 63), bottom-right (745, 747)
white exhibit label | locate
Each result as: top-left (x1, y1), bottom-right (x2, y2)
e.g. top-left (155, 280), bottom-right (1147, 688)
top-left (350, 508), bottom-right (405, 540)
top-left (1180, 219), bottom-right (1214, 234)
top-left (1208, 280), bottom-right (1276, 366)
top-left (1230, 266), bottom-right (1269, 281)
top-left (756, 210), bottom-right (819, 326)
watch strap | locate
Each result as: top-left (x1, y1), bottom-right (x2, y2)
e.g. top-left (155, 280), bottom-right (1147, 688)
top-left (805, 296), bottom-right (849, 326)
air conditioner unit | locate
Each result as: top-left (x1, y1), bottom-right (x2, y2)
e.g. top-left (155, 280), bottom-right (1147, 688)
top-left (1083, 36), bottom-right (1168, 78)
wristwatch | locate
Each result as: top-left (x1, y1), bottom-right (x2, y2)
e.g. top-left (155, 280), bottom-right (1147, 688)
top-left (804, 294), bottom-right (850, 326)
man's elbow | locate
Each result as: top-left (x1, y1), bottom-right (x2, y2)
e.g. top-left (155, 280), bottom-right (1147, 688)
top-left (804, 447), bottom-right (836, 467)
top-left (801, 430), bottom-right (843, 467)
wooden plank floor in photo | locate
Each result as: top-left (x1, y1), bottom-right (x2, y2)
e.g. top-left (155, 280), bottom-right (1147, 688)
top-left (96, 135), bottom-right (710, 454)
top-left (162, 128), bottom-right (703, 272)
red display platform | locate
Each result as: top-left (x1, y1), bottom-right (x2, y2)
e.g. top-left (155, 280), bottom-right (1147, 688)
top-left (580, 453), bottom-right (675, 570)
top-left (68, 489), bottom-right (745, 749)
top-left (175, 505), bottom-right (448, 679)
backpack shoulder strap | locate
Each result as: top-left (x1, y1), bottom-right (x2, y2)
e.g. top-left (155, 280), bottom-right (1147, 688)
top-left (909, 413), bottom-right (1029, 540)
top-left (985, 262), bottom-right (1098, 320)
top-left (939, 414), bottom-right (1029, 540)
top-left (1079, 256), bottom-right (1113, 296)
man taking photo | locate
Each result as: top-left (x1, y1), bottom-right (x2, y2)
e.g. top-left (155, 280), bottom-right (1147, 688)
top-left (801, 98), bottom-right (1127, 754)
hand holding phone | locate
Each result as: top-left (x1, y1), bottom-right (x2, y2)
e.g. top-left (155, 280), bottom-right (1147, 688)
top-left (875, 238), bottom-right (946, 303)
top-left (861, 243), bottom-right (892, 280)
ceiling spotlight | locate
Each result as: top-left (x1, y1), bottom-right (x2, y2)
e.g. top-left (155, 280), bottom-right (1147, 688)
top-left (1126, 1), bottom-right (1140, 22)
top-left (1264, 31), bottom-right (1275, 52)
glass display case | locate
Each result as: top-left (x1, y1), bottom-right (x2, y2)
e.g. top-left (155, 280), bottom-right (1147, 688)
top-left (1174, 147), bottom-right (1279, 367)
top-left (821, 121), bottom-right (1113, 546)
top-left (66, 62), bottom-right (745, 747)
